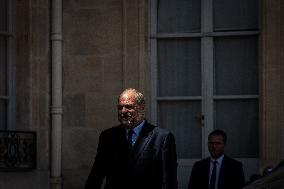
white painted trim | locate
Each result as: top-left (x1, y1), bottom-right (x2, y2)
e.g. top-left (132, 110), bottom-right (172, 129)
top-left (0, 0), bottom-right (16, 130)
top-left (151, 33), bottom-right (203, 38)
top-left (214, 95), bottom-right (259, 100)
top-left (201, 37), bottom-right (214, 158)
top-left (150, 31), bottom-right (259, 39)
top-left (201, 0), bottom-right (214, 158)
top-left (50, 0), bottom-right (63, 188)
top-left (157, 96), bottom-right (202, 101)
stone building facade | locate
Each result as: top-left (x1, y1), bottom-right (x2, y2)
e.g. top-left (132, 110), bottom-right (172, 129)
top-left (0, 0), bottom-right (283, 189)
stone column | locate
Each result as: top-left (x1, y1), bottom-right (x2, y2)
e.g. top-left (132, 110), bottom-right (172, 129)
top-left (261, 0), bottom-right (284, 170)
top-left (50, 0), bottom-right (63, 188)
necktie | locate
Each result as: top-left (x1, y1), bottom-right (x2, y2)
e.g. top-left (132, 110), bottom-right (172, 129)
top-left (210, 161), bottom-right (217, 189)
top-left (127, 129), bottom-right (134, 148)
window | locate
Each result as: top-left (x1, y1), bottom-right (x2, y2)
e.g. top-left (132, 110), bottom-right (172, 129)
top-left (0, 0), bottom-right (15, 130)
top-left (150, 0), bottom-right (259, 186)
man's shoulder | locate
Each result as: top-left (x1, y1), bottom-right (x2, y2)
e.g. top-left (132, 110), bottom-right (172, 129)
top-left (100, 121), bottom-right (174, 137)
top-left (223, 155), bottom-right (243, 167)
top-left (143, 121), bottom-right (174, 139)
top-left (100, 124), bottom-right (124, 136)
top-left (151, 124), bottom-right (173, 137)
top-left (193, 156), bottom-right (243, 167)
top-left (153, 125), bottom-right (170, 134)
top-left (195, 157), bottom-right (210, 164)
top-left (192, 158), bottom-right (210, 170)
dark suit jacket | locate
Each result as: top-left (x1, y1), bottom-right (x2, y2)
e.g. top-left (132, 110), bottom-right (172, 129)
top-left (188, 155), bottom-right (245, 189)
top-left (85, 120), bottom-right (178, 189)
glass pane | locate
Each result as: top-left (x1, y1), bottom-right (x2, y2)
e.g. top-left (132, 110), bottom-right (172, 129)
top-left (214, 99), bottom-right (259, 158)
top-left (157, 0), bottom-right (201, 33)
top-left (158, 39), bottom-right (201, 96)
top-left (214, 0), bottom-right (258, 31)
top-left (158, 101), bottom-right (202, 158)
top-left (0, 100), bottom-right (7, 130)
top-left (214, 36), bottom-right (258, 95)
top-left (0, 37), bottom-right (7, 96)
top-left (0, 0), bottom-right (7, 31)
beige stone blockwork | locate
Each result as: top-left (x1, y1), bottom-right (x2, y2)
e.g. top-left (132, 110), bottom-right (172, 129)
top-left (281, 0), bottom-right (284, 162)
top-left (62, 128), bottom-right (98, 169)
top-left (0, 171), bottom-right (49, 189)
top-left (63, 93), bottom-right (86, 128)
top-left (31, 6), bottom-right (49, 57)
top-left (36, 127), bottom-right (50, 170)
top-left (31, 92), bottom-right (49, 130)
top-left (103, 53), bottom-right (123, 92)
top-left (11, 1), bottom-right (50, 189)
top-left (261, 0), bottom-right (284, 169)
top-left (63, 8), bottom-right (122, 56)
top-left (63, 55), bottom-right (104, 93)
top-left (31, 58), bottom-right (50, 93)
top-left (122, 0), bottom-right (140, 88)
top-left (31, 0), bottom-right (49, 7)
top-left (62, 168), bottom-right (90, 189)
top-left (86, 92), bottom-right (119, 128)
top-left (63, 0), bottom-right (122, 12)
top-left (61, 0), bottom-right (149, 188)
top-left (16, 2), bottom-right (32, 124)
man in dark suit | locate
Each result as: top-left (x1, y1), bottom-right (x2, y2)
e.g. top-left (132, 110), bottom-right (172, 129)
top-left (188, 129), bottom-right (245, 189)
top-left (85, 88), bottom-right (178, 189)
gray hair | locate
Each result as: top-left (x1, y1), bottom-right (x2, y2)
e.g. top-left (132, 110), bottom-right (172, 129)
top-left (119, 88), bottom-right (145, 105)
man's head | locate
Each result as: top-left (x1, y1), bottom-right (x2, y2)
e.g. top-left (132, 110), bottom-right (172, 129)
top-left (117, 88), bottom-right (145, 129)
top-left (208, 129), bottom-right (227, 159)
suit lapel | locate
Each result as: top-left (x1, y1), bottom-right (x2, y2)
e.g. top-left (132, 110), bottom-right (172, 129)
top-left (218, 155), bottom-right (228, 188)
top-left (117, 125), bottom-right (130, 153)
top-left (205, 158), bottom-right (211, 186)
top-left (219, 155), bottom-right (232, 188)
top-left (129, 121), bottom-right (154, 162)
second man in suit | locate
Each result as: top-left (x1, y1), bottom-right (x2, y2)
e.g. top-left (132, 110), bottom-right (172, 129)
top-left (85, 88), bottom-right (178, 189)
top-left (188, 129), bottom-right (245, 189)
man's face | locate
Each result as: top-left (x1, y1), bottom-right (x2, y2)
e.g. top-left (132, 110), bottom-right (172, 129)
top-left (208, 134), bottom-right (225, 159)
top-left (117, 91), bottom-right (144, 129)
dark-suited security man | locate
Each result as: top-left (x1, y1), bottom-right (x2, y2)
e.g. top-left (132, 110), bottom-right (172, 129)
top-left (85, 88), bottom-right (178, 189)
top-left (188, 129), bottom-right (245, 189)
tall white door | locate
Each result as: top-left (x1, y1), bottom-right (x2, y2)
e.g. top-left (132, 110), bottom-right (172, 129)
top-left (150, 0), bottom-right (259, 188)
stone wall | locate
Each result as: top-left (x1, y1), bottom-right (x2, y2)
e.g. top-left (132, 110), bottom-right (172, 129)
top-left (261, 0), bottom-right (284, 171)
top-left (0, 0), bottom-right (50, 189)
top-left (6, 0), bottom-right (284, 188)
top-left (61, 0), bottom-right (148, 188)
